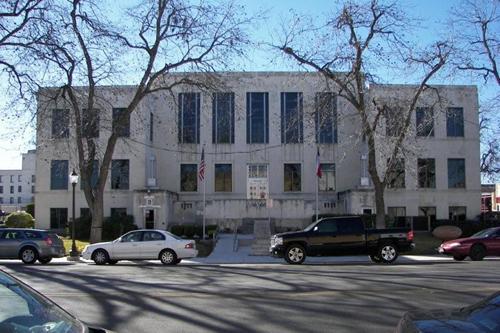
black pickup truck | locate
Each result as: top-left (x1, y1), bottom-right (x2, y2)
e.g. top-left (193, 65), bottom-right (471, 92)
top-left (270, 216), bottom-right (414, 264)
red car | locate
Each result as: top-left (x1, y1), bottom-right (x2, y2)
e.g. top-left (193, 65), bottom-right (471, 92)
top-left (438, 227), bottom-right (500, 261)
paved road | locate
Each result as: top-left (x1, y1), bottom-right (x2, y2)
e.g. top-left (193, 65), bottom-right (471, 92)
top-left (2, 259), bottom-right (500, 333)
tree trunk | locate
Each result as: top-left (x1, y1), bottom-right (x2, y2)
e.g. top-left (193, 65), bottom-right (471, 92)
top-left (366, 133), bottom-right (386, 229)
top-left (89, 196), bottom-right (104, 243)
top-left (373, 182), bottom-right (386, 229)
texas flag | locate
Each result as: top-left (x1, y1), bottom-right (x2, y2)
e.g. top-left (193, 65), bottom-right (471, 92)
top-left (316, 148), bottom-right (322, 178)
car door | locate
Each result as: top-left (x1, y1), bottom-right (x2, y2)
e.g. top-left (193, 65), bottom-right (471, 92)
top-left (142, 231), bottom-right (166, 259)
top-left (484, 229), bottom-right (500, 255)
top-left (335, 217), bottom-right (367, 255)
top-left (307, 219), bottom-right (340, 255)
top-left (112, 231), bottom-right (144, 259)
top-left (0, 230), bottom-right (25, 258)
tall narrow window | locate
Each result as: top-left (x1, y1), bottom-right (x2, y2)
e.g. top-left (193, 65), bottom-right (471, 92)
top-left (150, 112), bottom-right (154, 142)
top-left (284, 163), bottom-right (301, 192)
top-left (418, 158), bottom-right (436, 188)
top-left (50, 160), bottom-right (68, 190)
top-left (387, 159), bottom-right (405, 189)
top-left (449, 206), bottom-right (466, 221)
top-left (281, 92), bottom-right (303, 143)
top-left (180, 164), bottom-right (197, 192)
top-left (50, 208), bottom-right (67, 229)
top-left (386, 107), bottom-right (403, 137)
top-left (18, 186), bottom-right (21, 193)
top-left (52, 109), bottom-right (69, 138)
top-left (315, 93), bottom-right (337, 143)
top-left (215, 164), bottom-right (232, 192)
top-left (111, 159), bottom-right (129, 190)
top-left (319, 163), bottom-right (336, 191)
top-left (178, 93), bottom-right (200, 144)
top-left (246, 92), bottom-right (269, 144)
top-left (447, 107), bottom-right (464, 137)
top-left (82, 109), bottom-right (99, 138)
top-left (212, 93), bottom-right (235, 144)
top-left (112, 108), bottom-right (130, 137)
top-left (17, 175), bottom-right (21, 182)
top-left (0, 186), bottom-right (3, 193)
top-left (81, 160), bottom-right (99, 190)
top-left (416, 107), bottom-right (434, 137)
top-left (448, 158), bottom-right (465, 188)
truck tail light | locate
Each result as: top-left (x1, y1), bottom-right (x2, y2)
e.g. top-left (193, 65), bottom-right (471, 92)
top-left (44, 236), bottom-right (53, 246)
top-left (185, 242), bottom-right (194, 249)
top-left (407, 230), bottom-right (414, 241)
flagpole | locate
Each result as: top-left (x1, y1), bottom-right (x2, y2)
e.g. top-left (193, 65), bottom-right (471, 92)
top-left (202, 145), bottom-right (206, 240)
top-left (316, 172), bottom-right (319, 222)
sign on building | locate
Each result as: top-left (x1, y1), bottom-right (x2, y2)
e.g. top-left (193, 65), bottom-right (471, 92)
top-left (247, 164), bottom-right (268, 200)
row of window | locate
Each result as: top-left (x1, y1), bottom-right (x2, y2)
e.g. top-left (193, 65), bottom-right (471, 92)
top-left (0, 175), bottom-right (35, 183)
top-left (0, 197), bottom-right (26, 204)
top-left (0, 185), bottom-right (34, 194)
top-left (50, 207), bottom-right (127, 229)
top-left (388, 206), bottom-right (467, 222)
top-left (52, 93), bottom-right (466, 144)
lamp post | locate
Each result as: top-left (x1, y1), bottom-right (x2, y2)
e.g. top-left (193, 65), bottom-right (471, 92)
top-left (69, 169), bottom-right (79, 258)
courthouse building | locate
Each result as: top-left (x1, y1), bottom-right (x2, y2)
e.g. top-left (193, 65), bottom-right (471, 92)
top-left (34, 72), bottom-right (480, 231)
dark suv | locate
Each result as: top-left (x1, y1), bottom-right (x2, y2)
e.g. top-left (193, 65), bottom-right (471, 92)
top-left (0, 229), bottom-right (65, 264)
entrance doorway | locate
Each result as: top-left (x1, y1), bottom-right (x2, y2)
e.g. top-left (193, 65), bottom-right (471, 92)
top-left (145, 209), bottom-right (155, 229)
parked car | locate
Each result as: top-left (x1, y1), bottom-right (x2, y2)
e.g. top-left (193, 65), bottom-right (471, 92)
top-left (0, 228), bottom-right (65, 264)
top-left (270, 216), bottom-right (414, 264)
top-left (438, 227), bottom-right (500, 261)
top-left (395, 291), bottom-right (500, 333)
top-left (0, 269), bottom-right (112, 333)
top-left (82, 229), bottom-right (198, 265)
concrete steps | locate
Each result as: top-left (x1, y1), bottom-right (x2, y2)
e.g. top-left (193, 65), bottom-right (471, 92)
top-left (251, 219), bottom-right (271, 256)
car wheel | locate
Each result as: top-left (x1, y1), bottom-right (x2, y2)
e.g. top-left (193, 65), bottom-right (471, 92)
top-left (38, 257), bottom-right (52, 264)
top-left (92, 249), bottom-right (109, 265)
top-left (469, 244), bottom-right (486, 261)
top-left (108, 260), bottom-right (118, 265)
top-left (453, 255), bottom-right (466, 261)
top-left (20, 247), bottom-right (38, 264)
top-left (160, 249), bottom-right (177, 265)
top-left (369, 254), bottom-right (382, 263)
top-left (284, 244), bottom-right (306, 264)
top-left (378, 243), bottom-right (399, 264)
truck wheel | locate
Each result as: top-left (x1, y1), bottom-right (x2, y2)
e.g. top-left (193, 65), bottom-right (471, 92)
top-left (369, 254), bottom-right (382, 263)
top-left (378, 243), bottom-right (398, 264)
top-left (285, 244), bottom-right (306, 264)
top-left (469, 244), bottom-right (486, 261)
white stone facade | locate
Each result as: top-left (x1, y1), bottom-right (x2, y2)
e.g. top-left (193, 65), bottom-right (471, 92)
top-left (34, 72), bottom-right (480, 230)
top-left (0, 150), bottom-right (36, 213)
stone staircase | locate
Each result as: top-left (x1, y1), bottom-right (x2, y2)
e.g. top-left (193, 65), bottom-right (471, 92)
top-left (251, 219), bottom-right (272, 255)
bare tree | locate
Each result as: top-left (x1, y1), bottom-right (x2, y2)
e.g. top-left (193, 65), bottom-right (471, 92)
top-left (276, 0), bottom-right (450, 228)
top-left (34, 0), bottom-right (251, 243)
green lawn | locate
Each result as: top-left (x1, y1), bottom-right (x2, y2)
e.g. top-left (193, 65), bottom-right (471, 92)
top-left (411, 232), bottom-right (443, 255)
top-left (62, 238), bottom-right (89, 254)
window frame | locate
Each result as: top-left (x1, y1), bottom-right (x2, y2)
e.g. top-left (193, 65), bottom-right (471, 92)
top-left (50, 160), bottom-right (69, 190)
top-left (448, 158), bottom-right (466, 189)
top-left (51, 109), bottom-right (69, 139)
top-left (416, 107), bottom-right (434, 137)
top-left (180, 164), bottom-right (198, 192)
top-left (214, 163), bottom-right (232, 192)
top-left (212, 92), bottom-right (235, 144)
top-left (417, 158), bottom-right (436, 189)
top-left (246, 92), bottom-right (269, 144)
top-left (111, 159), bottom-right (130, 190)
top-left (284, 163), bottom-right (302, 192)
top-left (281, 92), bottom-right (304, 144)
top-left (315, 92), bottom-right (338, 144)
top-left (112, 108), bottom-right (130, 137)
top-left (178, 93), bottom-right (201, 144)
top-left (446, 107), bottom-right (464, 137)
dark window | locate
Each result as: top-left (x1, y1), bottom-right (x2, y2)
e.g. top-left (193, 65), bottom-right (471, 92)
top-left (31, 175), bottom-right (35, 183)
top-left (17, 197), bottom-right (21, 203)
top-left (150, 112), bottom-right (154, 142)
top-left (0, 230), bottom-right (24, 240)
top-left (18, 186), bottom-right (21, 193)
top-left (50, 160), bottom-right (68, 190)
top-left (212, 93), bottom-right (235, 144)
top-left (386, 107), bottom-right (403, 137)
top-left (10, 186), bottom-right (13, 194)
top-left (81, 160), bottom-right (99, 190)
top-left (112, 108), bottom-right (130, 137)
top-left (337, 218), bottom-right (364, 234)
top-left (281, 92), bottom-right (303, 143)
top-left (387, 159), bottom-right (405, 189)
top-left (82, 109), bottom-right (99, 138)
top-left (284, 164), bottom-right (301, 192)
top-left (24, 230), bottom-right (42, 239)
top-left (215, 164), bottom-right (232, 192)
top-left (52, 109), bottom-right (69, 138)
top-left (17, 175), bottom-right (21, 182)
top-left (50, 208), bottom-right (67, 229)
top-left (9, 197), bottom-right (13, 204)
top-left (31, 185), bottom-right (35, 193)
top-left (449, 206), bottom-right (466, 221)
top-left (143, 231), bottom-right (165, 241)
top-left (0, 186), bottom-right (3, 193)
top-left (448, 158), bottom-right (466, 188)
top-left (111, 160), bottom-right (129, 190)
top-left (10, 175), bottom-right (13, 183)
top-left (121, 231), bottom-right (142, 242)
top-left (111, 208), bottom-right (127, 217)
top-left (418, 158), bottom-right (436, 188)
top-left (80, 208), bottom-right (91, 218)
top-left (447, 107), bottom-right (464, 137)
top-left (180, 164), bottom-right (197, 192)
top-left (316, 220), bottom-right (338, 233)
top-left (315, 93), bottom-right (337, 143)
top-left (178, 93), bottom-right (200, 144)
top-left (246, 92), bottom-right (269, 144)
top-left (319, 163), bottom-right (335, 192)
top-left (0, 175), bottom-right (2, 182)
top-left (0, 198), bottom-right (3, 204)
top-left (416, 107), bottom-right (434, 137)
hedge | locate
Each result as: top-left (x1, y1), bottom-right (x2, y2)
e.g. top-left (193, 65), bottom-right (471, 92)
top-left (73, 214), bottom-right (138, 241)
top-left (5, 211), bottom-right (35, 228)
top-left (169, 224), bottom-right (217, 238)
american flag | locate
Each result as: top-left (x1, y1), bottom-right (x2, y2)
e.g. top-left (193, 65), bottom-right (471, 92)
top-left (199, 147), bottom-right (205, 181)
top-left (316, 147), bottom-right (322, 178)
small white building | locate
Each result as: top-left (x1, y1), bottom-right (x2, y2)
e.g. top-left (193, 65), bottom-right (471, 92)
top-left (0, 150), bottom-right (36, 213)
top-left (34, 72), bottom-right (481, 231)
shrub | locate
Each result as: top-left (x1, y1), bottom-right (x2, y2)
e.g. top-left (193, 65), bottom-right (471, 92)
top-left (74, 215), bottom-right (92, 240)
top-left (102, 214), bottom-right (137, 241)
top-left (5, 211), bottom-right (35, 228)
top-left (169, 224), bottom-right (218, 238)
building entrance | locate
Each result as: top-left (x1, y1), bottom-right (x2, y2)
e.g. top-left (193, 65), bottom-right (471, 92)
top-left (145, 209), bottom-right (155, 229)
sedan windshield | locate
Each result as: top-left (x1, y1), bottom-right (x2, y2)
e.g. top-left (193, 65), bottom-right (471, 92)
top-left (471, 228), bottom-right (495, 238)
top-left (0, 273), bottom-right (83, 333)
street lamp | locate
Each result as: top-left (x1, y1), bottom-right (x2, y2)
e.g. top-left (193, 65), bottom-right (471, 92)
top-left (69, 169), bottom-right (79, 258)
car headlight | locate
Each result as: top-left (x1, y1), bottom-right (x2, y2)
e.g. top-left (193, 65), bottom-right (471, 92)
top-left (445, 242), bottom-right (461, 248)
top-left (275, 237), bottom-right (283, 245)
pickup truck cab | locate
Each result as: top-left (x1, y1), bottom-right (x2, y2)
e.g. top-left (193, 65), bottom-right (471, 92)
top-left (270, 216), bottom-right (414, 264)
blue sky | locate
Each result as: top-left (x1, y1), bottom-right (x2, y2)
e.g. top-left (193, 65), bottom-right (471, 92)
top-left (0, 0), bottom-right (496, 170)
